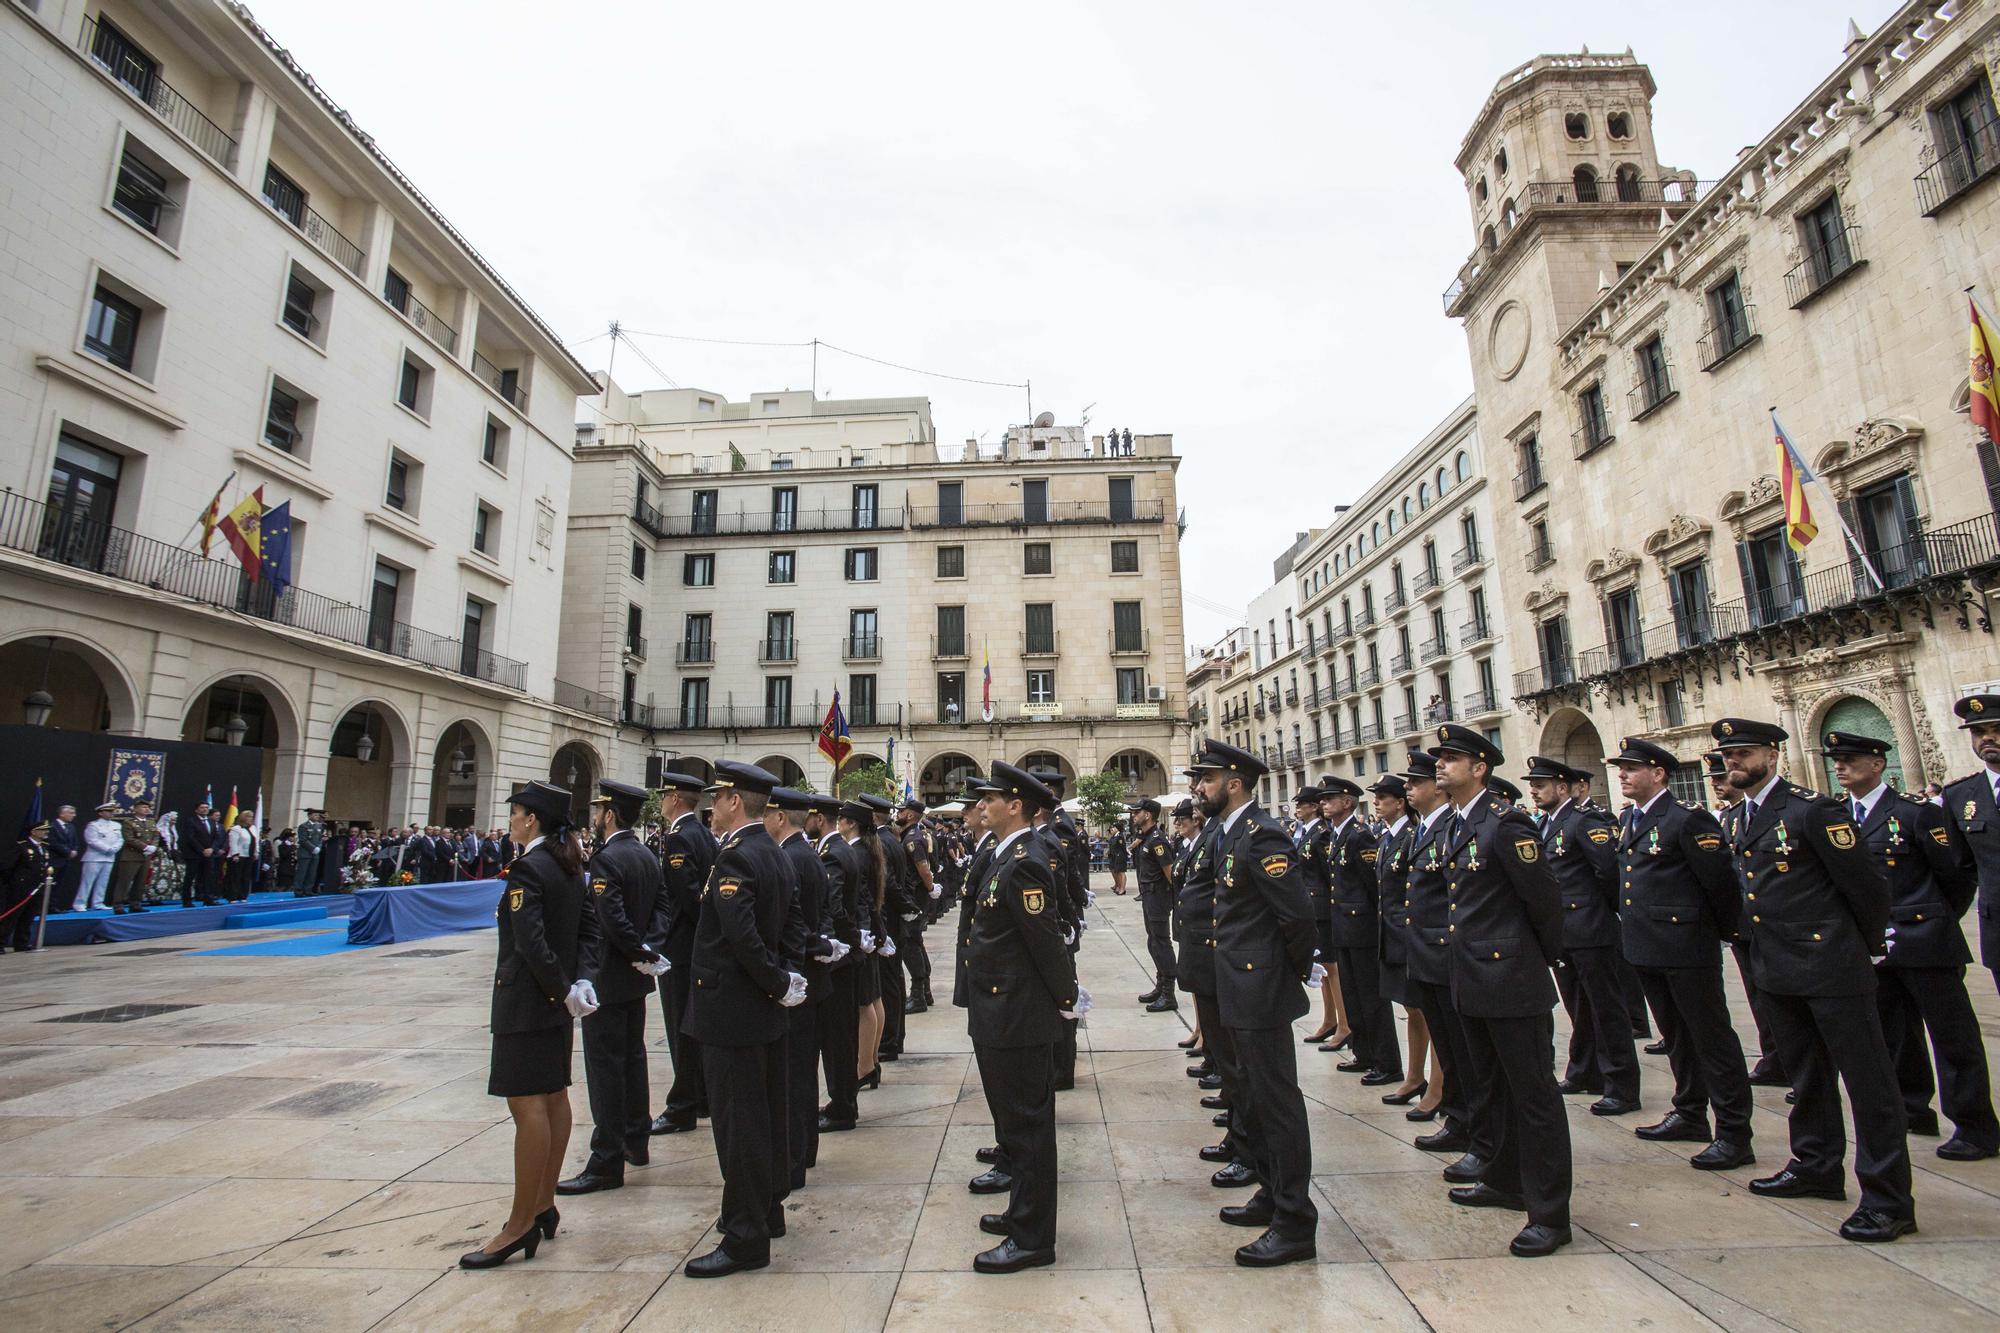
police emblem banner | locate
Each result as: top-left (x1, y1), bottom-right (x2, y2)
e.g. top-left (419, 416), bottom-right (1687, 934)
top-left (105, 749), bottom-right (166, 811)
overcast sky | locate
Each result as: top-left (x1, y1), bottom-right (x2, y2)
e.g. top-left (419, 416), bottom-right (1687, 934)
top-left (252, 0), bottom-right (1897, 649)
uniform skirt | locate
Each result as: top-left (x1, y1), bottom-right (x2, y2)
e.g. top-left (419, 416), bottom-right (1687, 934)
top-left (856, 952), bottom-right (881, 1005)
top-left (1314, 916), bottom-right (1336, 967)
top-left (488, 1024), bottom-right (573, 1098)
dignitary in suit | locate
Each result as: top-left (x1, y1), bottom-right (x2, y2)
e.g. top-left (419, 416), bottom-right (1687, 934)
top-left (1527, 757), bottom-right (1639, 1115)
top-left (465, 781), bottom-right (594, 1270)
top-left (683, 762), bottom-right (808, 1278)
top-left (811, 794), bottom-right (865, 1133)
top-left (1826, 731), bottom-right (1998, 1162)
top-left (1130, 798), bottom-right (1180, 1012)
top-left (1191, 740), bottom-right (1320, 1267)
top-left (964, 763), bottom-right (1081, 1273)
top-left (1322, 778), bottom-right (1398, 1085)
top-left (1944, 693), bottom-right (2000, 995)
top-left (46, 805), bottom-right (80, 913)
top-left (648, 771), bottom-right (714, 1136)
top-left (1430, 725), bottom-right (1571, 1258)
top-left (185, 802), bottom-right (223, 905)
top-left (1609, 737), bottom-right (1753, 1167)
top-left (558, 781), bottom-right (665, 1196)
top-left (1714, 718), bottom-right (1913, 1243)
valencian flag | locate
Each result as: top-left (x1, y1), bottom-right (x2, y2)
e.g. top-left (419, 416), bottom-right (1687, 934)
top-left (197, 479), bottom-right (229, 558)
top-left (217, 487), bottom-right (266, 580)
top-left (817, 691), bottom-right (852, 767)
top-left (1972, 294), bottom-right (2000, 445)
top-left (1772, 412), bottom-right (1819, 554)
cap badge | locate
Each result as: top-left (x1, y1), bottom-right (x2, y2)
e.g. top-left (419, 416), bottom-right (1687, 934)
top-left (1720, 722), bottom-right (1734, 736)
top-left (1973, 699), bottom-right (1987, 714)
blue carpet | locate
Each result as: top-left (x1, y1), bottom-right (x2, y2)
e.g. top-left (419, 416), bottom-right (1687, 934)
top-left (44, 894), bottom-right (356, 946)
top-left (187, 929), bottom-right (370, 957)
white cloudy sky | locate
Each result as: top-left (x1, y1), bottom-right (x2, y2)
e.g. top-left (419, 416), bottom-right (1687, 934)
top-left (250, 0), bottom-right (1896, 647)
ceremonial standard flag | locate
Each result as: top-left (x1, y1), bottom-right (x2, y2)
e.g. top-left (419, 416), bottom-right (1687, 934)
top-left (223, 785), bottom-right (239, 830)
top-left (817, 691), bottom-right (852, 767)
top-left (1772, 412), bottom-right (1819, 554)
top-left (217, 487), bottom-right (266, 579)
top-left (259, 501), bottom-right (293, 597)
top-left (981, 639), bottom-right (994, 722)
top-left (204, 784), bottom-right (214, 808)
top-left (1971, 294), bottom-right (2000, 445)
top-left (17, 776), bottom-right (43, 838)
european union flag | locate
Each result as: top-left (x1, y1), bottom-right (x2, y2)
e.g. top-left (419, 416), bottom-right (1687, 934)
top-left (259, 501), bottom-right (293, 597)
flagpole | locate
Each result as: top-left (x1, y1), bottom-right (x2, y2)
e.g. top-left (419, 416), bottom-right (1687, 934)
top-left (1772, 407), bottom-right (1883, 591)
top-left (178, 471), bottom-right (238, 553)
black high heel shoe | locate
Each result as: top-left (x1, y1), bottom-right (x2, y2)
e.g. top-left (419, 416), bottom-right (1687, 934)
top-left (859, 1066), bottom-right (882, 1091)
top-left (1301, 1027), bottom-right (1337, 1045)
top-left (1318, 1034), bottom-right (1353, 1053)
top-left (537, 1206), bottom-right (560, 1239)
top-left (460, 1226), bottom-right (541, 1269)
top-left (1381, 1079), bottom-right (1428, 1107)
top-left (1177, 1034), bottom-right (1200, 1050)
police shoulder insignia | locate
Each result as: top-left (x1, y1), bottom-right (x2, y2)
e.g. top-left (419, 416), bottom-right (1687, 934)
top-left (1587, 828), bottom-right (1612, 844)
top-left (668, 853), bottom-right (686, 868)
top-left (1931, 826), bottom-right (1951, 846)
top-left (591, 878), bottom-right (607, 896)
top-left (508, 888), bottom-right (523, 911)
top-left (1049, 859), bottom-right (1062, 874)
top-left (1014, 843), bottom-right (1028, 859)
top-left (1260, 853), bottom-right (1289, 877)
top-left (1514, 839), bottom-right (1539, 863)
top-left (1153, 843), bottom-right (1166, 857)
top-left (1022, 887), bottom-right (1045, 915)
top-left (1694, 835), bottom-right (1721, 850)
top-left (1825, 823), bottom-right (1857, 850)
top-left (718, 878), bottom-right (742, 898)
top-left (1360, 848), bottom-right (1378, 863)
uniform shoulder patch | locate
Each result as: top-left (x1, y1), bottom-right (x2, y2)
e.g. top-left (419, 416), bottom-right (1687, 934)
top-left (1931, 826), bottom-right (1952, 845)
top-left (1014, 843), bottom-right (1029, 860)
top-left (1153, 842), bottom-right (1167, 857)
top-left (508, 888), bottom-right (523, 911)
top-left (1586, 828), bottom-right (1612, 844)
top-left (1022, 886), bottom-right (1045, 915)
top-left (1825, 823), bottom-right (1857, 851)
top-left (1261, 853), bottom-right (1290, 877)
top-left (718, 878), bottom-right (741, 898)
top-left (1514, 839), bottom-right (1539, 863)
top-left (1360, 848), bottom-right (1378, 863)
top-left (668, 853), bottom-right (686, 868)
top-left (591, 877), bottom-right (607, 896)
top-left (1694, 834), bottom-right (1721, 850)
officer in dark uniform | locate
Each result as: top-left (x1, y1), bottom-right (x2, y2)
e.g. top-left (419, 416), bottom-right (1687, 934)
top-left (5, 819), bottom-right (51, 953)
top-left (770, 786), bottom-right (845, 1185)
top-left (1403, 750), bottom-right (1485, 1159)
top-left (1707, 749), bottom-right (1784, 1085)
top-left (1826, 731), bottom-right (1998, 1161)
top-left (559, 780), bottom-right (665, 1195)
top-left (1944, 692), bottom-right (2000, 996)
top-left (1322, 777), bottom-right (1397, 1085)
top-left (863, 795), bottom-right (913, 1058)
top-left (1027, 772), bottom-right (1086, 1091)
top-left (895, 799), bottom-right (938, 1011)
top-left (1526, 756), bottom-right (1638, 1114)
top-left (810, 794), bottom-right (864, 1133)
top-left (649, 770), bottom-right (714, 1135)
top-left (1608, 736), bottom-right (1753, 1167)
top-left (1713, 717), bottom-right (1913, 1243)
top-left (1368, 775), bottom-right (1425, 1106)
top-left (965, 762), bottom-right (1080, 1274)
top-left (1131, 798), bottom-right (1180, 1011)
top-left (1191, 740), bottom-right (1319, 1267)
top-left (1430, 725), bottom-right (1571, 1259)
top-left (1288, 786), bottom-right (1335, 1043)
top-left (1036, 770), bottom-right (1093, 928)
top-left (1173, 790), bottom-right (1248, 1180)
top-left (682, 762), bottom-right (809, 1278)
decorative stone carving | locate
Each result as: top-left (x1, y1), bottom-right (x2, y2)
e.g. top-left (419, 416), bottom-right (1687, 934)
top-left (1524, 581), bottom-right (1567, 615)
top-left (1746, 474), bottom-right (1781, 507)
top-left (1910, 691), bottom-right (1949, 781)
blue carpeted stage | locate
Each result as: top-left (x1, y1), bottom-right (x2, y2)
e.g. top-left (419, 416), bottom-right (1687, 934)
top-left (41, 892), bottom-right (357, 946)
top-left (346, 879), bottom-right (502, 947)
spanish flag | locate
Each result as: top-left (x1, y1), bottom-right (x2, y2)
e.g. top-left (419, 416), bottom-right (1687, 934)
top-left (217, 487), bottom-right (265, 580)
top-left (1972, 294), bottom-right (2000, 446)
top-left (1772, 412), bottom-right (1818, 555)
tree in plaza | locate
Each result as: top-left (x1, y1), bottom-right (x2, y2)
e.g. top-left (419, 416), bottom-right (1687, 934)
top-left (1074, 771), bottom-right (1131, 835)
top-left (837, 761), bottom-right (896, 801)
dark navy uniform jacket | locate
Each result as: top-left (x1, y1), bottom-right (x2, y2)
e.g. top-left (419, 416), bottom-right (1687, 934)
top-left (1441, 792), bottom-right (1561, 1019)
top-left (779, 831), bottom-right (832, 999)
top-left (1212, 804), bottom-right (1318, 1029)
top-left (952, 832), bottom-right (996, 1009)
top-left (1173, 821), bottom-right (1221, 994)
top-left (684, 823), bottom-right (792, 1047)
top-left (583, 830), bottom-right (661, 1005)
top-left (1616, 795), bottom-right (1737, 970)
top-left (1729, 777), bottom-right (1888, 998)
top-left (1327, 817), bottom-right (1382, 950)
top-left (965, 829), bottom-right (1077, 1048)
top-left (1541, 800), bottom-right (1619, 951)
top-left (1374, 818), bottom-right (1415, 969)
top-left (1292, 819), bottom-right (1331, 921)
top-left (492, 841), bottom-right (594, 1035)
top-left (648, 812), bottom-right (715, 965)
top-left (1852, 788), bottom-right (1974, 969)
top-left (1944, 769), bottom-right (2000, 968)
top-left (1133, 826), bottom-right (1175, 899)
top-left (1404, 809), bottom-right (1455, 988)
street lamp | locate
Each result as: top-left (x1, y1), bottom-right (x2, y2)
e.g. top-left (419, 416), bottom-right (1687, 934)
top-left (22, 637), bottom-right (55, 726)
top-left (354, 713), bottom-right (376, 763)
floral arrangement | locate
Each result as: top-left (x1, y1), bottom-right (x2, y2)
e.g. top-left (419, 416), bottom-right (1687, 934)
top-left (341, 846), bottom-right (377, 889)
top-left (395, 871), bottom-right (416, 886)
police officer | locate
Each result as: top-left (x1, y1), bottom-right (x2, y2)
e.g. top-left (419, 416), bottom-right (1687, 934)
top-left (862, 794), bottom-right (913, 1058)
top-left (1131, 798), bottom-right (1179, 1011)
top-left (1526, 756), bottom-right (1638, 1114)
top-left (1430, 725), bottom-right (1570, 1259)
top-left (682, 761), bottom-right (808, 1278)
top-left (1944, 692), bottom-right (2000, 996)
top-left (649, 770), bottom-right (714, 1136)
top-left (4, 818), bottom-right (51, 952)
top-left (1289, 786), bottom-right (1336, 1044)
top-left (810, 794), bottom-right (864, 1133)
top-left (1322, 778), bottom-right (1397, 1085)
top-left (1826, 730), bottom-right (1997, 1161)
top-left (1608, 736), bottom-right (1752, 1167)
top-left (1172, 789), bottom-right (1249, 1181)
top-left (1191, 740), bottom-right (1319, 1267)
top-left (1713, 717), bottom-right (1913, 1243)
top-left (768, 787), bottom-right (846, 1187)
top-left (1027, 774), bottom-right (1085, 1091)
top-left (895, 799), bottom-right (938, 1011)
top-left (559, 780), bottom-right (665, 1195)
top-left (1403, 750), bottom-right (1485, 1160)
top-left (1370, 775), bottom-right (1431, 1109)
top-left (1709, 750), bottom-right (1784, 1086)
top-left (965, 762), bottom-right (1081, 1274)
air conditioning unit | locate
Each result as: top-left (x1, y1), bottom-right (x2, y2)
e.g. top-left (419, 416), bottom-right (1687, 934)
top-left (1146, 686), bottom-right (1166, 702)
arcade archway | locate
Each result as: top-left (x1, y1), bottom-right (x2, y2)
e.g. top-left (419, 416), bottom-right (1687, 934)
top-left (430, 719), bottom-right (492, 829)
top-left (1102, 747), bottom-right (1168, 796)
top-left (0, 632), bottom-right (141, 732)
top-left (921, 750), bottom-right (981, 801)
top-left (550, 740), bottom-right (603, 824)
top-left (328, 700), bottom-right (413, 831)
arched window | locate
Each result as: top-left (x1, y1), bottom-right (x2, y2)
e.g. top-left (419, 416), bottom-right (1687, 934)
top-left (1480, 224), bottom-right (1497, 252)
top-left (1371, 521), bottom-right (1382, 547)
top-left (1615, 163), bottom-right (1643, 202)
top-left (1572, 164), bottom-right (1598, 203)
top-left (1419, 481), bottom-right (1431, 508)
top-left (1456, 451), bottom-right (1471, 482)
top-left (1607, 112), bottom-right (1632, 140)
top-left (1475, 177), bottom-right (1489, 204)
top-left (1387, 509), bottom-right (1399, 536)
top-left (1436, 466), bottom-right (1450, 496)
top-left (1565, 112), bottom-right (1589, 140)
top-left (1403, 497), bottom-right (1414, 522)
top-left (1500, 198), bottom-right (1518, 231)
top-left (1494, 145), bottom-right (1508, 176)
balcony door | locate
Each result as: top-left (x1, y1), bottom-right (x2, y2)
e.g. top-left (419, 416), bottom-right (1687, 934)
top-left (44, 433), bottom-right (122, 570)
top-left (1854, 475), bottom-right (1923, 589)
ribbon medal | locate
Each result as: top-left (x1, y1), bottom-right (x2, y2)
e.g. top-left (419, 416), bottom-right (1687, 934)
top-left (1886, 816), bottom-right (1903, 849)
top-left (1774, 820), bottom-right (1793, 857)
top-left (1647, 826), bottom-right (1661, 857)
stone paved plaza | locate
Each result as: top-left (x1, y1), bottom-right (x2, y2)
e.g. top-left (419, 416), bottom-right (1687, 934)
top-left (0, 881), bottom-right (1998, 1330)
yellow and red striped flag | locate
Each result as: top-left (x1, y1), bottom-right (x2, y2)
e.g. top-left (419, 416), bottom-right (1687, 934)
top-left (197, 480), bottom-right (230, 557)
top-left (1771, 412), bottom-right (1818, 554)
top-left (217, 487), bottom-right (265, 579)
top-left (1971, 294), bottom-right (2000, 445)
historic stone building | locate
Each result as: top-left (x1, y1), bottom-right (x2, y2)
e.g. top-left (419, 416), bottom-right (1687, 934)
top-left (1447, 7), bottom-right (2000, 796)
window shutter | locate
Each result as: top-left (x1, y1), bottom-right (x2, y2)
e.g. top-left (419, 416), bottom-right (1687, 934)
top-left (1836, 496), bottom-right (1871, 593)
top-left (1781, 543), bottom-right (1806, 615)
top-left (1893, 474), bottom-right (1928, 580)
top-left (1599, 596), bottom-right (1618, 665)
top-left (1734, 541), bottom-right (1759, 626)
top-left (843, 549), bottom-right (854, 580)
top-left (1976, 439), bottom-right (2000, 517)
top-left (1665, 567), bottom-right (1688, 646)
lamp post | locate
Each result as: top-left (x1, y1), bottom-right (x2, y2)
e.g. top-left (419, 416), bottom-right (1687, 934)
top-left (22, 636), bottom-right (56, 726)
top-left (354, 712), bottom-right (375, 764)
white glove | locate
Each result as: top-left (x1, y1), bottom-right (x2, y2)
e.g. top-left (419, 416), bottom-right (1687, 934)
top-left (779, 971), bottom-right (808, 1008)
top-left (564, 979), bottom-right (600, 1018)
top-left (631, 955), bottom-right (671, 977)
top-left (881, 937), bottom-right (898, 958)
top-left (1306, 963), bottom-right (1327, 989)
top-left (1061, 925), bottom-right (1076, 946)
top-left (860, 929), bottom-right (876, 953)
top-left (928, 886), bottom-right (941, 899)
top-left (900, 912), bottom-right (921, 922)
top-left (1086, 890), bottom-right (1097, 908)
top-left (812, 937), bottom-right (851, 964)
top-left (1059, 983), bottom-right (1093, 1020)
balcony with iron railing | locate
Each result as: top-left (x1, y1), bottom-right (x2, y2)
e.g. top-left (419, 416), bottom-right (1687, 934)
top-left (553, 679), bottom-right (620, 722)
top-left (80, 15), bottom-right (237, 169)
top-left (1451, 543), bottom-right (1486, 574)
top-left (1383, 589), bottom-right (1408, 614)
top-left (1109, 628), bottom-right (1150, 656)
top-left (1253, 700), bottom-right (1268, 719)
top-left (1627, 364), bottom-right (1677, 421)
top-left (1916, 111), bottom-right (2000, 216)
top-left (260, 172), bottom-right (366, 277)
top-left (1283, 685), bottom-right (1299, 706)
top-left (675, 639), bottom-right (715, 666)
top-left (1513, 456), bottom-right (1546, 501)
top-left (1391, 713), bottom-right (1418, 738)
top-left (931, 635), bottom-right (968, 661)
top-left (1353, 722), bottom-right (1384, 746)
top-left (1422, 700), bottom-right (1454, 726)
top-left (1463, 688), bottom-right (1502, 717)
top-left (758, 637), bottom-right (798, 664)
top-left (1389, 650), bottom-right (1414, 675)
top-left (1414, 568), bottom-right (1444, 598)
top-left (1459, 617), bottom-right (1494, 648)
top-left (1784, 224), bottom-right (1865, 308)
top-left (471, 351), bottom-right (529, 412)
top-left (1527, 537), bottom-right (1556, 572)
top-left (1353, 608), bottom-right (1378, 633)
top-left (384, 276), bottom-right (458, 356)
top-left (632, 494), bottom-right (669, 539)
top-left (1718, 513), bottom-right (2000, 630)
top-left (2, 490), bottom-right (525, 689)
top-left (1419, 635), bottom-right (1449, 663)
top-left (1285, 745), bottom-right (1303, 769)
top-left (907, 499), bottom-right (1166, 529)
top-left (1572, 411), bottom-right (1615, 459)
top-left (1697, 305), bottom-right (1759, 370)
top-left (624, 634), bottom-right (647, 660)
top-left (1021, 631), bottom-right (1062, 659)
top-left (1353, 666), bottom-right (1382, 690)
top-left (1443, 176), bottom-right (1710, 313)
top-left (652, 503), bottom-right (907, 539)
top-left (842, 634), bottom-right (883, 662)
top-left (1514, 660), bottom-right (1576, 696)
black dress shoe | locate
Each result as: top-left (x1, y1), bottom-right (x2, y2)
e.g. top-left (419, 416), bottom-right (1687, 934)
top-left (625, 1145), bottom-right (649, 1167)
top-left (979, 1213), bottom-right (1010, 1236)
top-left (1147, 994), bottom-right (1179, 1012)
top-left (1220, 1201), bottom-right (1275, 1228)
top-left (1198, 1074), bottom-right (1222, 1091)
top-left (459, 1227), bottom-right (541, 1269)
top-left (1509, 1223), bottom-right (1572, 1258)
top-left (1555, 1078), bottom-right (1603, 1095)
top-left (685, 1242), bottom-right (769, 1277)
top-left (1449, 1183), bottom-right (1526, 1210)
top-left (1213, 1112), bottom-right (1231, 1127)
top-left (1635, 1111), bottom-right (1711, 1143)
top-left (1211, 1161), bottom-right (1255, 1188)
top-left (1690, 1140), bottom-right (1755, 1171)
top-left (968, 1169), bottom-right (1013, 1195)
top-left (1938, 1136), bottom-right (1999, 1161)
top-left (1746, 1061), bottom-right (1788, 1087)
top-left (1198, 1142), bottom-right (1234, 1163)
top-left (976, 1145), bottom-right (1001, 1164)
top-left (1405, 1106), bottom-right (1439, 1123)
top-left (1235, 1228), bottom-right (1315, 1267)
top-left (1201, 1094), bottom-right (1229, 1111)
top-left (1590, 1097), bottom-right (1641, 1117)
top-left (1186, 1062), bottom-right (1214, 1079)
top-left (1644, 1039), bottom-right (1671, 1055)
top-left (1839, 1207), bottom-right (1917, 1243)
top-left (975, 1238), bottom-right (1055, 1273)
top-left (904, 998), bottom-right (928, 1015)
top-left (879, 1051), bottom-right (900, 1062)
top-left (818, 1115), bottom-right (856, 1132)
top-left (1441, 1153), bottom-right (1487, 1184)
top-left (1906, 1110), bottom-right (1941, 1137)
top-left (651, 1113), bottom-right (696, 1135)
top-left (1415, 1126), bottom-right (1469, 1153)
top-left (1360, 1069), bottom-right (1400, 1087)
top-left (1748, 1168), bottom-right (1846, 1200)
top-left (1336, 1059), bottom-right (1369, 1073)
top-left (555, 1172), bottom-right (623, 1195)
top-left (1784, 1089), bottom-right (1797, 1104)
top-left (1137, 985), bottom-right (1163, 1005)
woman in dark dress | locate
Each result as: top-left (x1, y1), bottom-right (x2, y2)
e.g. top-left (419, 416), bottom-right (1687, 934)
top-left (842, 803), bottom-right (887, 1090)
top-left (463, 781), bottom-right (597, 1270)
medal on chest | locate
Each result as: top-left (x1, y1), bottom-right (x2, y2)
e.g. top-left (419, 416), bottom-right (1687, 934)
top-left (1552, 831), bottom-right (1567, 858)
top-left (980, 875), bottom-right (1000, 908)
top-left (1886, 816), bottom-right (1903, 849)
top-left (1646, 826), bottom-right (1661, 857)
top-left (1222, 851), bottom-right (1235, 888)
top-left (1774, 819), bottom-right (1793, 858)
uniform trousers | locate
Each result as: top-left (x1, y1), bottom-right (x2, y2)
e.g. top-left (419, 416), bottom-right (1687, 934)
top-left (785, 1002), bottom-right (821, 1185)
top-left (974, 1041), bottom-right (1058, 1252)
top-left (3, 874), bottom-right (43, 950)
top-left (580, 996), bottom-right (649, 1178)
top-left (1192, 992), bottom-right (1251, 1166)
top-left (1054, 935), bottom-right (1079, 1087)
top-left (1637, 964), bottom-right (1753, 1144)
top-left (75, 860), bottom-right (113, 912)
top-left (1460, 1010), bottom-right (1572, 1228)
top-left (702, 1035), bottom-right (789, 1256)
top-left (820, 966), bottom-right (861, 1122)
top-left (880, 949), bottom-right (907, 1054)
top-left (1411, 977), bottom-right (1490, 1151)
top-left (1334, 944), bottom-right (1400, 1076)
top-left (1555, 946), bottom-right (1639, 1101)
top-left (293, 849), bottom-right (321, 893)
top-left (1732, 941), bottom-right (1783, 1073)
top-left (901, 915), bottom-right (932, 995)
top-left (107, 857), bottom-right (146, 909)
top-left (1616, 949), bottom-right (1652, 1038)
top-left (1761, 988), bottom-right (1913, 1217)
top-left (1225, 1024), bottom-right (1318, 1240)
top-left (657, 960), bottom-right (707, 1121)
top-left (1140, 892), bottom-right (1177, 981)
top-left (1877, 964), bottom-right (2000, 1148)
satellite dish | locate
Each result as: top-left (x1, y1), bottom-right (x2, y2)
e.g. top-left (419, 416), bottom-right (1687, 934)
top-left (1033, 411), bottom-right (1055, 428)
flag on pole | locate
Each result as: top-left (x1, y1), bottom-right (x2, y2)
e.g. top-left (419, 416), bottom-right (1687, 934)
top-left (1772, 412), bottom-right (1819, 554)
top-left (217, 487), bottom-right (266, 579)
top-left (204, 784), bottom-right (214, 809)
top-left (17, 776), bottom-right (43, 838)
top-left (223, 785), bottom-right (239, 830)
top-left (981, 639), bottom-right (994, 723)
top-left (259, 501), bottom-right (293, 597)
top-left (1971, 294), bottom-right (2000, 445)
top-left (198, 479), bottom-right (230, 558)
top-left (817, 691), bottom-right (852, 767)
top-left (253, 788), bottom-right (264, 839)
